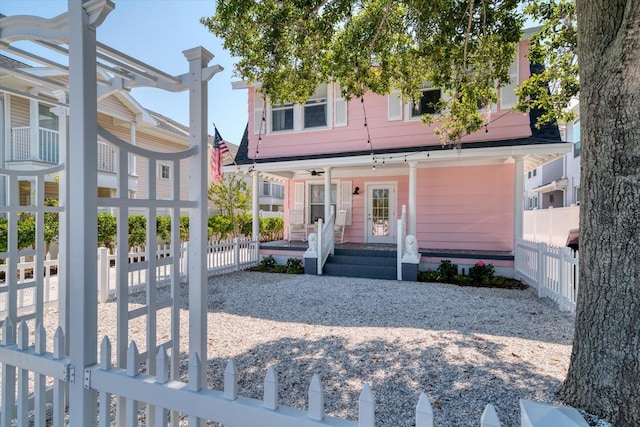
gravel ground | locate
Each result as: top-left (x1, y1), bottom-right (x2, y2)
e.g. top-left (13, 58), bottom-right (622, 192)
top-left (89, 271), bottom-right (578, 426)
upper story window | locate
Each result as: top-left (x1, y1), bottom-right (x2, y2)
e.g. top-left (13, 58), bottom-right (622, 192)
top-left (256, 83), bottom-right (344, 135)
top-left (159, 164), bottom-right (171, 180)
top-left (39, 104), bottom-right (58, 130)
top-left (304, 84), bottom-right (328, 128)
top-left (272, 103), bottom-right (294, 131)
top-left (411, 88), bottom-right (441, 117)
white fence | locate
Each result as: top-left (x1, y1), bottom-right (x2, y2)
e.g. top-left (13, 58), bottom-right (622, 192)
top-left (515, 239), bottom-right (579, 313)
top-left (0, 238), bottom-right (259, 313)
top-left (523, 205), bottom-right (580, 246)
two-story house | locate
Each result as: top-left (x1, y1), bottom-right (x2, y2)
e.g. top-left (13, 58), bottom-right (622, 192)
top-left (229, 31), bottom-right (572, 276)
top-left (0, 54), bottom-right (232, 217)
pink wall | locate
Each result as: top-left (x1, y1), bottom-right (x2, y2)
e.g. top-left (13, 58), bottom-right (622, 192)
top-left (416, 164), bottom-right (515, 251)
top-left (285, 164), bottom-right (515, 252)
top-left (247, 41), bottom-right (532, 161)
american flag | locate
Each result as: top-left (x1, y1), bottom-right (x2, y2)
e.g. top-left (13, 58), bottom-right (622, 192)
top-left (210, 127), bottom-right (229, 184)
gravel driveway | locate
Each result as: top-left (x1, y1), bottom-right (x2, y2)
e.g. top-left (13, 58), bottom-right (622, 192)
top-left (100, 271), bottom-right (575, 426)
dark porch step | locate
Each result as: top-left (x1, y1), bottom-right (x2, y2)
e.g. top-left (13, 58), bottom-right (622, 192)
top-left (334, 248), bottom-right (397, 258)
top-left (322, 262), bottom-right (397, 280)
top-left (327, 254), bottom-right (396, 267)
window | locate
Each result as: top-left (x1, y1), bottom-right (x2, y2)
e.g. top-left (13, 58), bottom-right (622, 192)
top-left (411, 88), bottom-right (441, 117)
top-left (159, 164), bottom-right (171, 180)
top-left (304, 84), bottom-right (327, 128)
top-left (533, 169), bottom-right (537, 177)
top-left (549, 193), bottom-right (555, 204)
top-left (39, 104), bottom-right (58, 130)
top-left (272, 103), bottom-right (294, 131)
top-left (309, 183), bottom-right (337, 223)
top-left (528, 171), bottom-right (532, 179)
top-left (575, 186), bottom-right (581, 204)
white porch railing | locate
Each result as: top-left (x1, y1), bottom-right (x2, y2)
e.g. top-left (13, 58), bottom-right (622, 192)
top-left (515, 239), bottom-right (579, 313)
top-left (316, 207), bottom-right (335, 275)
top-left (10, 126), bottom-right (31, 160)
top-left (396, 205), bottom-right (407, 280)
top-left (39, 128), bottom-right (59, 163)
top-left (97, 141), bottom-right (117, 172)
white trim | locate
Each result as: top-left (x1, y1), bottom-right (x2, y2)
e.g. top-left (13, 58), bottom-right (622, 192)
top-left (364, 181), bottom-right (397, 244)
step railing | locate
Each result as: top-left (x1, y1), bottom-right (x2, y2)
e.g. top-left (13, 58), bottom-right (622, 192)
top-left (316, 206), bottom-right (335, 275)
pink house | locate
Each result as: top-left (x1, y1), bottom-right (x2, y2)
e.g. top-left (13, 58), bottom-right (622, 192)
top-left (230, 33), bottom-right (571, 278)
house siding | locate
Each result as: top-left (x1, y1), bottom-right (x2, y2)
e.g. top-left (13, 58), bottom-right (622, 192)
top-left (248, 40), bottom-right (532, 161)
top-left (10, 96), bottom-right (29, 127)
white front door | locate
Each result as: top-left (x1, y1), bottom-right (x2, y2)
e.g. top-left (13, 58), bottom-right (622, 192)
top-left (365, 183), bottom-right (396, 244)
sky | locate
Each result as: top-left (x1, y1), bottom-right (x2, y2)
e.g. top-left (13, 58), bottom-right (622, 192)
top-left (0, 0), bottom-right (248, 145)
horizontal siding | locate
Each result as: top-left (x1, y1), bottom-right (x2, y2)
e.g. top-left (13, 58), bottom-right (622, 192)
top-left (247, 41), bottom-right (533, 160)
top-left (287, 165), bottom-right (514, 252)
top-left (99, 94), bottom-right (134, 121)
top-left (10, 96), bottom-right (29, 127)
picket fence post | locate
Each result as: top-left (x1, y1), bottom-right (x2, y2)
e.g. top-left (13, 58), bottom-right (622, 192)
top-left (481, 404), bottom-right (502, 427)
top-left (536, 241), bottom-right (546, 297)
top-left (98, 247), bottom-right (109, 303)
top-left (359, 384), bottom-right (375, 427)
top-left (234, 237), bottom-right (240, 271)
top-left (415, 393), bottom-right (433, 427)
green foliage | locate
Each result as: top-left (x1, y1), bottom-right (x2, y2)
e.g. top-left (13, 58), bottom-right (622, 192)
top-left (97, 213), bottom-right (117, 250)
top-left (128, 215), bottom-right (146, 249)
top-left (204, 0), bottom-right (524, 143)
top-left (419, 259), bottom-right (526, 289)
top-left (208, 215), bottom-right (233, 241)
top-left (17, 213), bottom-right (36, 250)
top-left (156, 216), bottom-right (172, 243)
top-left (207, 175), bottom-right (252, 235)
top-left (437, 259), bottom-right (459, 282)
top-left (260, 217), bottom-right (284, 241)
top-left (180, 216), bottom-right (190, 242)
top-left (469, 260), bottom-right (496, 282)
top-left (260, 254), bottom-right (277, 269)
top-left (285, 257), bottom-right (304, 274)
top-left (43, 199), bottom-right (59, 246)
top-left (516, 0), bottom-right (578, 126)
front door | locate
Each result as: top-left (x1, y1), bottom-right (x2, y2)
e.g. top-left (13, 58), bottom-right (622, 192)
top-left (365, 183), bottom-right (396, 244)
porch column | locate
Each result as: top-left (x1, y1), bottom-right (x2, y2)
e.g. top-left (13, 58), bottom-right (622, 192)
top-left (324, 166), bottom-right (331, 221)
top-left (29, 95), bottom-right (39, 160)
top-left (408, 162), bottom-right (417, 236)
top-left (252, 170), bottom-right (260, 241)
top-left (67, 0), bottom-right (113, 424)
top-left (514, 156), bottom-right (524, 251)
top-left (184, 46), bottom-right (214, 393)
top-left (128, 120), bottom-right (137, 176)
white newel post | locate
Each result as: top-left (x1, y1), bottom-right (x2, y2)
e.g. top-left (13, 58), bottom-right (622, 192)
top-left (252, 170), bottom-right (260, 242)
top-left (67, 1), bottom-right (113, 425)
top-left (324, 166), bottom-right (332, 221)
top-left (408, 162), bottom-right (417, 236)
top-left (184, 46), bottom-right (218, 402)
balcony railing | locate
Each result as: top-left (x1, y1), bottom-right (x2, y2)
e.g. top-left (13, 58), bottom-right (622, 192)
top-left (10, 126), bottom-right (59, 163)
top-left (10, 127), bottom-right (117, 172)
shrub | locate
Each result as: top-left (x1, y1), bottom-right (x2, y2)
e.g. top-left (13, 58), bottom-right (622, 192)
top-left (128, 215), bottom-right (147, 249)
top-left (469, 260), bottom-right (495, 282)
top-left (259, 255), bottom-right (277, 269)
top-left (286, 257), bottom-right (304, 274)
top-left (437, 259), bottom-right (458, 282)
top-left (97, 213), bottom-right (117, 250)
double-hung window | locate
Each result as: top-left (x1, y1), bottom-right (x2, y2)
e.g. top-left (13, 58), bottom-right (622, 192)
top-left (304, 84), bottom-right (328, 128)
top-left (309, 183), bottom-right (336, 223)
top-left (272, 103), bottom-right (294, 131)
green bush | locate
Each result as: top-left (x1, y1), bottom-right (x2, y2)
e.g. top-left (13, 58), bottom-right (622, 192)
top-left (128, 215), bottom-right (147, 249)
top-left (286, 257), bottom-right (304, 274)
top-left (259, 255), bottom-right (277, 269)
top-left (469, 260), bottom-right (495, 282)
top-left (208, 215), bottom-right (233, 241)
top-left (260, 217), bottom-right (284, 241)
top-left (97, 213), bottom-right (117, 250)
top-left (437, 259), bottom-right (458, 282)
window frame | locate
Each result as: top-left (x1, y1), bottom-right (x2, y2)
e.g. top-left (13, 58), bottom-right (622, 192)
top-left (307, 181), bottom-right (338, 224)
top-left (158, 163), bottom-right (171, 180)
top-left (405, 86), bottom-right (443, 121)
top-left (265, 84), bottom-right (334, 134)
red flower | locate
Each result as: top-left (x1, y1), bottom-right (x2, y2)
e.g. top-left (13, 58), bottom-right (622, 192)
top-left (477, 260), bottom-right (484, 267)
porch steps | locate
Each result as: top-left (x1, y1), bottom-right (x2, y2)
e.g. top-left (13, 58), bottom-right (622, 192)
top-left (322, 248), bottom-right (397, 280)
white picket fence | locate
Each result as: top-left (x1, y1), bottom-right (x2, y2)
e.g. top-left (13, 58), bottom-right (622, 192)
top-left (0, 238), bottom-right (259, 313)
top-left (0, 317), bottom-right (505, 427)
top-left (515, 239), bottom-right (579, 313)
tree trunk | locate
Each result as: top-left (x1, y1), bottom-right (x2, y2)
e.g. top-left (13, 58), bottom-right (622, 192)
top-left (558, 1), bottom-right (640, 425)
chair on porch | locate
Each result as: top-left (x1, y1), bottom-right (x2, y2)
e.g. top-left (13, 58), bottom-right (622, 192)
top-left (288, 209), bottom-right (308, 242)
top-left (334, 209), bottom-right (348, 244)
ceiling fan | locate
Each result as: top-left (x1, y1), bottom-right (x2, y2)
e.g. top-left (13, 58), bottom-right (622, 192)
top-left (307, 169), bottom-right (325, 176)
